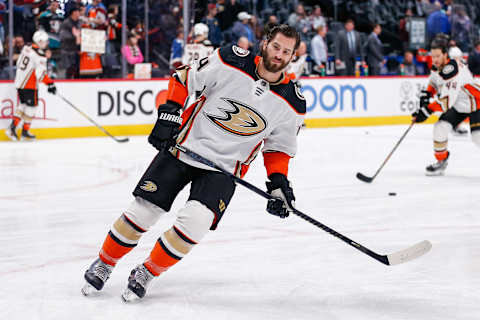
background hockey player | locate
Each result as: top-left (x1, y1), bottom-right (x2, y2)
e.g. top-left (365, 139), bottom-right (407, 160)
top-left (412, 36), bottom-right (480, 175)
top-left (6, 30), bottom-right (57, 141)
top-left (82, 23), bottom-right (306, 302)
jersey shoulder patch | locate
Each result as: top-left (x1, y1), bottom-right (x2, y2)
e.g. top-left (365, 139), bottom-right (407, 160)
top-left (439, 60), bottom-right (458, 80)
top-left (218, 45), bottom-right (255, 76)
top-left (271, 81), bottom-right (306, 115)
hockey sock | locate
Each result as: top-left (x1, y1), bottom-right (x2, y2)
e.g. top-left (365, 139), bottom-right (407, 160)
top-left (434, 150), bottom-right (449, 161)
top-left (144, 227), bottom-right (196, 276)
top-left (22, 122), bottom-right (31, 132)
top-left (433, 139), bottom-right (448, 161)
top-left (99, 213), bottom-right (146, 266)
top-left (12, 116), bottom-right (21, 128)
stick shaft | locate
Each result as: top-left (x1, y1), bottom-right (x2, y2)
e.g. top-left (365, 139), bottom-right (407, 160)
top-left (175, 144), bottom-right (390, 265)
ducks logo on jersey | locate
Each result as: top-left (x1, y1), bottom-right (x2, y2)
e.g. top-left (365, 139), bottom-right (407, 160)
top-left (140, 180), bottom-right (158, 192)
top-left (204, 98), bottom-right (267, 136)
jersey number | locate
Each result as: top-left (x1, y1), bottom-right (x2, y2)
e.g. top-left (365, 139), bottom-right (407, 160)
top-left (19, 56), bottom-right (30, 71)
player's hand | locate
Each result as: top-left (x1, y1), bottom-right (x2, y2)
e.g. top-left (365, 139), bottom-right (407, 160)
top-left (419, 90), bottom-right (432, 109)
top-left (412, 105), bottom-right (432, 123)
top-left (412, 90), bottom-right (433, 123)
top-left (148, 102), bottom-right (183, 151)
top-left (47, 83), bottom-right (57, 95)
top-left (266, 173), bottom-right (295, 219)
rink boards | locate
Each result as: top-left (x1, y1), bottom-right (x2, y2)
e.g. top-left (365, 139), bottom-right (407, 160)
top-left (0, 76), bottom-right (438, 140)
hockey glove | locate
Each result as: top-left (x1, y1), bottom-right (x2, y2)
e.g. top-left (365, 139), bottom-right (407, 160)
top-left (412, 90), bottom-right (432, 123)
top-left (148, 102), bottom-right (183, 151)
top-left (47, 83), bottom-right (57, 95)
top-left (266, 173), bottom-right (295, 219)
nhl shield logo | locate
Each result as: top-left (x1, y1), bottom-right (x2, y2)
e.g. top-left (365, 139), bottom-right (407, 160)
top-left (140, 180), bottom-right (157, 192)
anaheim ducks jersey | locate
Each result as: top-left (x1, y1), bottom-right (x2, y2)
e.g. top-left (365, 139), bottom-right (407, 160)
top-left (14, 45), bottom-right (52, 90)
top-left (428, 59), bottom-right (480, 113)
top-left (172, 45), bottom-right (306, 177)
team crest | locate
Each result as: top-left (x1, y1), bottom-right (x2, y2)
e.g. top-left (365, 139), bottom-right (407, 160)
top-left (232, 45), bottom-right (250, 57)
top-left (295, 82), bottom-right (305, 100)
top-left (204, 98), bottom-right (267, 136)
top-left (442, 64), bottom-right (454, 75)
top-left (140, 180), bottom-right (157, 192)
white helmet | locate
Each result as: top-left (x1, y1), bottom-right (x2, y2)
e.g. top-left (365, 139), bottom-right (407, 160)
top-left (33, 30), bottom-right (49, 49)
top-left (193, 23), bottom-right (209, 37)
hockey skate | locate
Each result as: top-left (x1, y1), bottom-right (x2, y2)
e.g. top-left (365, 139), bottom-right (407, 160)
top-left (121, 264), bottom-right (155, 302)
top-left (5, 124), bottom-right (18, 141)
top-left (20, 130), bottom-right (36, 141)
top-left (425, 152), bottom-right (449, 176)
top-left (81, 258), bottom-right (113, 296)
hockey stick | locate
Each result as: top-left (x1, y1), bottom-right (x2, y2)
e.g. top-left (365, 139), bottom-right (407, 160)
top-left (57, 93), bottom-right (129, 143)
top-left (174, 144), bottom-right (432, 266)
top-left (356, 120), bottom-right (415, 183)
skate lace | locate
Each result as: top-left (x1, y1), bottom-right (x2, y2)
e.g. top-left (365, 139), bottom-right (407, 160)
top-left (135, 266), bottom-right (153, 287)
top-left (94, 263), bottom-right (112, 282)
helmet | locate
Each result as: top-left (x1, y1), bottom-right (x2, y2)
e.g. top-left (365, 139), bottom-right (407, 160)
top-left (33, 30), bottom-right (49, 49)
top-left (193, 23), bottom-right (209, 37)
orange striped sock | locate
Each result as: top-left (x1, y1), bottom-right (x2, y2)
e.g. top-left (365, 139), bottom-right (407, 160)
top-left (434, 150), bottom-right (449, 161)
top-left (13, 116), bottom-right (21, 127)
top-left (23, 122), bottom-right (31, 131)
top-left (144, 238), bottom-right (182, 277)
top-left (99, 231), bottom-right (135, 266)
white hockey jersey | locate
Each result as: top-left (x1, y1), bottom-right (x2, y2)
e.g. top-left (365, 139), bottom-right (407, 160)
top-left (428, 59), bottom-right (480, 113)
top-left (14, 44), bottom-right (52, 90)
top-left (172, 45), bottom-right (306, 177)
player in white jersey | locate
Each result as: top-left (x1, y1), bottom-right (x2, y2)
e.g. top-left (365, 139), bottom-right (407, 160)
top-left (181, 23), bottom-right (214, 66)
top-left (412, 37), bottom-right (480, 175)
top-left (6, 30), bottom-right (57, 141)
top-left (82, 24), bottom-right (306, 301)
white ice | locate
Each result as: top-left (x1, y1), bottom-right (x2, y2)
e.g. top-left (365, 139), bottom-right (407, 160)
top-left (1, 125), bottom-right (479, 320)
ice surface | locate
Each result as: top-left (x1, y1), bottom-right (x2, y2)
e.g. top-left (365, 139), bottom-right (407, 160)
top-left (1, 125), bottom-right (479, 320)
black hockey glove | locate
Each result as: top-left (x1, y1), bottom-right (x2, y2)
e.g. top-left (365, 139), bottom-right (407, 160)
top-left (266, 173), bottom-right (295, 219)
top-left (47, 83), bottom-right (57, 95)
top-left (412, 90), bottom-right (433, 123)
top-left (148, 102), bottom-right (183, 151)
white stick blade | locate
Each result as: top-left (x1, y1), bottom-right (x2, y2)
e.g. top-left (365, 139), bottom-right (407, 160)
top-left (387, 240), bottom-right (432, 265)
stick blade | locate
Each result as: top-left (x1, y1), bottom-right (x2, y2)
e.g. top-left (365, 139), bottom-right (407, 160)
top-left (114, 137), bottom-right (129, 143)
top-left (386, 240), bottom-right (432, 265)
top-left (356, 172), bottom-right (373, 183)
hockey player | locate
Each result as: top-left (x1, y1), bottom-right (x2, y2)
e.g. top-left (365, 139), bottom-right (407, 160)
top-left (412, 37), bottom-right (480, 175)
top-left (6, 30), bottom-right (57, 141)
top-left (82, 24), bottom-right (305, 301)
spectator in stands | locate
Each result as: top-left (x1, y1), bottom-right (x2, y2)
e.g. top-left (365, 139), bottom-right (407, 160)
top-left (310, 25), bottom-right (327, 73)
top-left (106, 4), bottom-right (121, 54)
top-left (59, 6), bottom-right (81, 78)
top-left (12, 35), bottom-right (25, 64)
top-left (86, 0), bottom-right (107, 20)
top-left (450, 8), bottom-right (471, 53)
top-left (122, 32), bottom-right (144, 74)
top-left (232, 11), bottom-right (254, 46)
top-left (402, 50), bottom-right (421, 75)
top-left (468, 41), bottom-right (480, 76)
top-left (249, 15), bottom-right (263, 43)
top-left (169, 27), bottom-right (184, 72)
top-left (216, 0), bottom-right (246, 31)
top-left (287, 40), bottom-right (309, 79)
top-left (0, 0), bottom-right (5, 43)
top-left (426, 2), bottom-right (450, 41)
top-left (287, 4), bottom-right (310, 41)
top-left (399, 8), bottom-right (413, 48)
top-left (38, 0), bottom-right (62, 33)
top-left (334, 19), bottom-right (364, 76)
top-left (267, 14), bottom-right (278, 25)
top-left (365, 24), bottom-right (385, 76)
top-left (237, 36), bottom-right (249, 50)
top-left (202, 3), bottom-right (223, 48)
top-left (309, 5), bottom-right (326, 30)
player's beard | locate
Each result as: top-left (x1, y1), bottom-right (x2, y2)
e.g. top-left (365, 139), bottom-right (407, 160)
top-left (262, 50), bottom-right (290, 73)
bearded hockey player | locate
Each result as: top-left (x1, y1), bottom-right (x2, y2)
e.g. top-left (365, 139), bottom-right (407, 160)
top-left (6, 30), bottom-right (57, 141)
top-left (412, 37), bottom-right (480, 175)
top-left (81, 24), bottom-right (306, 302)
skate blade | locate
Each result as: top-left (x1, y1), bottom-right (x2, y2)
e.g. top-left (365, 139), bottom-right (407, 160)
top-left (425, 171), bottom-right (445, 176)
top-left (121, 288), bottom-right (141, 303)
top-left (81, 283), bottom-right (99, 296)
top-left (20, 137), bottom-right (35, 142)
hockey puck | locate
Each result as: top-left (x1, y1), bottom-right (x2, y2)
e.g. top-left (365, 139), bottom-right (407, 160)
top-left (388, 192), bottom-right (397, 196)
